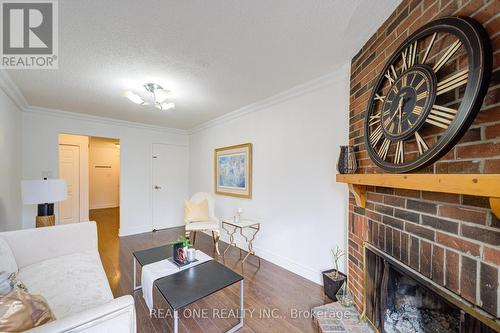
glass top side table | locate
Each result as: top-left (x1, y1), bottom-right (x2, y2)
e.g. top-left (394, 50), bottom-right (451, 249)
top-left (221, 218), bottom-right (261, 266)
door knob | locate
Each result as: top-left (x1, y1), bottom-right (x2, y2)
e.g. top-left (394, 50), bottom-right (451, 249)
top-left (154, 185), bottom-right (162, 190)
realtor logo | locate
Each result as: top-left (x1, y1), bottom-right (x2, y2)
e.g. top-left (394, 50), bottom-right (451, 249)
top-left (1, 0), bottom-right (58, 69)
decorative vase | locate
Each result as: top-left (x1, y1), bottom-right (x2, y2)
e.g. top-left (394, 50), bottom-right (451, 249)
top-left (337, 145), bottom-right (357, 174)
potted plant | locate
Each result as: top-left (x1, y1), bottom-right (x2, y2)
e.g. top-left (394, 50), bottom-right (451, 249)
top-left (322, 246), bottom-right (347, 301)
top-left (174, 236), bottom-right (191, 250)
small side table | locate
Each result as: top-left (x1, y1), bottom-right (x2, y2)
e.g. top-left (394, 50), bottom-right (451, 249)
top-left (222, 219), bottom-right (261, 266)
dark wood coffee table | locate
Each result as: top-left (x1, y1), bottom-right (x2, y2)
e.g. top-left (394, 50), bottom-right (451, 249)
top-left (133, 245), bottom-right (244, 333)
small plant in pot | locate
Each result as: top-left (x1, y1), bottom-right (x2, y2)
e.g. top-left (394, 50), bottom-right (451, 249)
top-left (322, 246), bottom-right (347, 301)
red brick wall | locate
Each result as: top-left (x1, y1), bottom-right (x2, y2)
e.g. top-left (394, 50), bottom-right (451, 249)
top-left (347, 0), bottom-right (500, 319)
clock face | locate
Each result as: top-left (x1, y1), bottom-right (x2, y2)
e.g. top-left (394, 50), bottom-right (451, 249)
top-left (380, 65), bottom-right (436, 141)
top-left (364, 17), bottom-right (492, 173)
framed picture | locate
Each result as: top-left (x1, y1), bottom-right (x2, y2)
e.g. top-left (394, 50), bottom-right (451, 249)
top-left (173, 242), bottom-right (188, 267)
top-left (214, 143), bottom-right (252, 198)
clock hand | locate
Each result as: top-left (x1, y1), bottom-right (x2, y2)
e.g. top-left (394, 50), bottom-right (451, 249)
top-left (398, 104), bottom-right (402, 133)
top-left (389, 98), bottom-right (404, 122)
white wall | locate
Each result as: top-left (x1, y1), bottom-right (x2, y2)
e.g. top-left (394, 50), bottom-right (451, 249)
top-left (0, 89), bottom-right (23, 231)
top-left (22, 108), bottom-right (188, 235)
top-left (89, 137), bottom-right (120, 210)
top-left (189, 63), bottom-right (350, 284)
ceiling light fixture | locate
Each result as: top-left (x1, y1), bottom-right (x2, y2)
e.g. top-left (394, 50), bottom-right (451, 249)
top-left (125, 83), bottom-right (175, 111)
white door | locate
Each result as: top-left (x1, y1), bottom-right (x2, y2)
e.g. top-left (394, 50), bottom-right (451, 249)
top-left (152, 144), bottom-right (189, 230)
top-left (59, 145), bottom-right (80, 224)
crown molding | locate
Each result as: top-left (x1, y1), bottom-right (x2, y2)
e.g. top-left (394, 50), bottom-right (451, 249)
top-left (0, 69), bottom-right (187, 134)
top-left (188, 62), bottom-right (350, 134)
top-left (24, 106), bottom-right (189, 135)
top-left (2, 61), bottom-right (349, 136)
top-left (0, 70), bottom-right (28, 110)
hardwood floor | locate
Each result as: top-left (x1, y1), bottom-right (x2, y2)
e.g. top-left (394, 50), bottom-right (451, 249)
top-left (90, 208), bottom-right (329, 333)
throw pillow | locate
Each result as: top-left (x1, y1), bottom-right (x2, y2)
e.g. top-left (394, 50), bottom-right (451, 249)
top-left (184, 199), bottom-right (209, 223)
top-left (0, 288), bottom-right (55, 331)
top-left (0, 272), bottom-right (27, 296)
top-left (0, 238), bottom-right (17, 275)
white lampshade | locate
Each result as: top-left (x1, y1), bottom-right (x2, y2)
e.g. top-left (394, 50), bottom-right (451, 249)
top-left (21, 179), bottom-right (67, 204)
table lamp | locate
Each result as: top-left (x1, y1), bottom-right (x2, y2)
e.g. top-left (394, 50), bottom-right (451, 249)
top-left (21, 179), bottom-right (67, 227)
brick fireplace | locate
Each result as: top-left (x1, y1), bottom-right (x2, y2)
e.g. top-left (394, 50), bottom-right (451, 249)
top-left (347, 0), bottom-right (499, 331)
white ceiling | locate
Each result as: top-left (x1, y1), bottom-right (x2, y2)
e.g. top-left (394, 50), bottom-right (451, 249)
top-left (8, 0), bottom-right (400, 130)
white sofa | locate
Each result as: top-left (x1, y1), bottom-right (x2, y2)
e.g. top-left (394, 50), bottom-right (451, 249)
top-left (0, 222), bottom-right (136, 333)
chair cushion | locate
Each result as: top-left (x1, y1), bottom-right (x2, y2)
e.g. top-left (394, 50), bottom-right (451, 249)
top-left (18, 251), bottom-right (113, 319)
top-left (0, 237), bottom-right (18, 274)
top-left (184, 199), bottom-right (209, 224)
top-left (185, 220), bottom-right (219, 231)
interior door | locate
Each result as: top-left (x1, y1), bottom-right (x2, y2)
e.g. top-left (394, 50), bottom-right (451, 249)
top-left (59, 144), bottom-right (80, 224)
top-left (152, 144), bottom-right (189, 230)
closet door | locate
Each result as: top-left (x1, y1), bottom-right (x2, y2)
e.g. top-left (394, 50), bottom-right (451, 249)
top-left (152, 144), bottom-right (189, 230)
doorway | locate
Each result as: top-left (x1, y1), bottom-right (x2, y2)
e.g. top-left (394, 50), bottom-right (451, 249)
top-left (58, 134), bottom-right (120, 233)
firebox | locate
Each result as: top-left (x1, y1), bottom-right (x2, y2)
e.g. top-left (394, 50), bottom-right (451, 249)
top-left (363, 243), bottom-right (498, 333)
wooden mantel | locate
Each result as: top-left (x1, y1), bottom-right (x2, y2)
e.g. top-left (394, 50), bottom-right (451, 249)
top-left (336, 174), bottom-right (500, 219)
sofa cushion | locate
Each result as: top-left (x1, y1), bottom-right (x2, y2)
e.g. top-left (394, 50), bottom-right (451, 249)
top-left (18, 251), bottom-right (113, 319)
top-left (0, 237), bottom-right (18, 274)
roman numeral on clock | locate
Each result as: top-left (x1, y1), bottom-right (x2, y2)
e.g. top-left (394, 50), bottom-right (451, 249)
top-left (421, 32), bottom-right (437, 64)
top-left (437, 69), bottom-right (468, 95)
top-left (370, 126), bottom-right (384, 146)
top-left (401, 40), bottom-right (418, 71)
top-left (369, 112), bottom-right (381, 126)
top-left (374, 93), bottom-right (385, 102)
top-left (395, 141), bottom-right (404, 164)
top-left (433, 39), bottom-right (462, 73)
top-left (425, 105), bottom-right (457, 129)
top-left (385, 65), bottom-right (398, 85)
top-left (412, 105), bottom-right (423, 115)
top-left (409, 40), bottom-right (418, 67)
top-left (416, 91), bottom-right (428, 101)
top-left (415, 79), bottom-right (424, 90)
top-left (415, 131), bottom-right (429, 155)
top-left (378, 138), bottom-right (391, 160)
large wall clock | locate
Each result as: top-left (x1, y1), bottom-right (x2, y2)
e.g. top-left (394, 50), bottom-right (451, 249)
top-left (364, 17), bottom-right (492, 173)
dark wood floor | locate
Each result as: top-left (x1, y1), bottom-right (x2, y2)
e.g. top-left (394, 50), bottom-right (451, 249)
top-left (90, 208), bottom-right (328, 333)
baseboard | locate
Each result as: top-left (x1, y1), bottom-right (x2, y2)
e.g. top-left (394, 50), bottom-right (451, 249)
top-left (119, 224), bottom-right (152, 237)
top-left (214, 231), bottom-right (323, 285)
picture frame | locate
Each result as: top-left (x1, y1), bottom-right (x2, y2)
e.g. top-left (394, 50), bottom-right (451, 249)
top-left (172, 242), bottom-right (188, 267)
top-left (214, 143), bottom-right (252, 199)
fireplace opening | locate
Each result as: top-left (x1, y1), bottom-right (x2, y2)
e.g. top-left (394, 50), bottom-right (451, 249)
top-left (383, 266), bottom-right (460, 332)
top-left (364, 244), bottom-right (498, 333)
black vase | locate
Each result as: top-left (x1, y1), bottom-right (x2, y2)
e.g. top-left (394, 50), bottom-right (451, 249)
top-left (337, 145), bottom-right (357, 174)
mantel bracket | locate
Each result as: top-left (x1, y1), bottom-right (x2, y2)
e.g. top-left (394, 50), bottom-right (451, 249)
top-left (490, 198), bottom-right (500, 220)
top-left (348, 184), bottom-right (366, 208)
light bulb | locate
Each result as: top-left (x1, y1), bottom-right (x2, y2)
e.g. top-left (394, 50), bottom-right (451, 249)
top-left (154, 89), bottom-right (171, 103)
top-left (159, 102), bottom-right (175, 111)
top-left (125, 91), bottom-right (144, 105)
